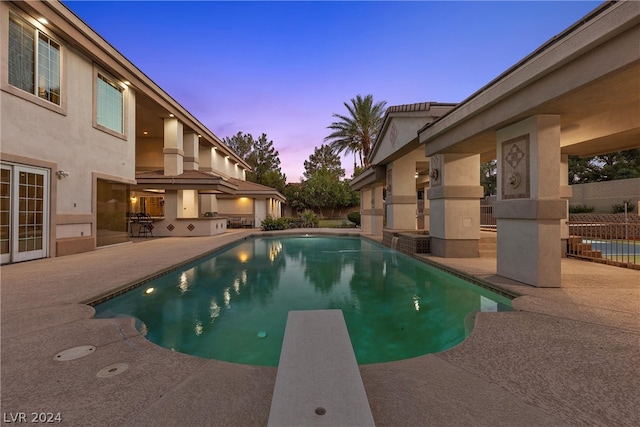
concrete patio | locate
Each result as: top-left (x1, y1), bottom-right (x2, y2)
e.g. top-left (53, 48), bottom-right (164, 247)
top-left (1, 229), bottom-right (638, 426)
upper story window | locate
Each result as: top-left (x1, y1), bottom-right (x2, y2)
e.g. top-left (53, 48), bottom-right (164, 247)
top-left (8, 13), bottom-right (61, 105)
top-left (96, 73), bottom-right (124, 134)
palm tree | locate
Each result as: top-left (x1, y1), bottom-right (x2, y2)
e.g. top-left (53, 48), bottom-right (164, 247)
top-left (324, 94), bottom-right (387, 169)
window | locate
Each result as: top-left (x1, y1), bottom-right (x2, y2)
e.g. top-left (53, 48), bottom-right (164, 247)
top-left (96, 74), bottom-right (124, 134)
top-left (8, 13), bottom-right (61, 105)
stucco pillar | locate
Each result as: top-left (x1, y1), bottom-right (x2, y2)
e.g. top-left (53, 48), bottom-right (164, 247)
top-left (183, 132), bottom-right (199, 171)
top-left (163, 118), bottom-right (183, 176)
top-left (199, 146), bottom-right (213, 172)
top-left (417, 177), bottom-right (430, 231)
top-left (386, 156), bottom-right (417, 230)
top-left (360, 185), bottom-right (384, 235)
top-left (360, 187), bottom-right (373, 234)
top-left (560, 154), bottom-right (573, 256)
top-left (427, 153), bottom-right (483, 257)
top-left (493, 115), bottom-right (566, 287)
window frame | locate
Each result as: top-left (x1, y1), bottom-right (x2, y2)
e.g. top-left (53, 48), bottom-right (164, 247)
top-left (92, 67), bottom-right (128, 139)
top-left (3, 10), bottom-right (64, 113)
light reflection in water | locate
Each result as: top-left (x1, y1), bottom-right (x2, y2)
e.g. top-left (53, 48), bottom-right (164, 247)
top-left (194, 320), bottom-right (203, 336)
top-left (209, 300), bottom-right (220, 321)
top-left (179, 272), bottom-right (189, 294)
top-left (413, 295), bottom-right (421, 311)
top-left (223, 288), bottom-right (231, 307)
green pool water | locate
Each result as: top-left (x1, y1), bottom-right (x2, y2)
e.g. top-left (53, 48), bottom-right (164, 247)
top-left (95, 236), bottom-right (511, 365)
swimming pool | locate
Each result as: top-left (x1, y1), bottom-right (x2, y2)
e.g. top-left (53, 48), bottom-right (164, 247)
top-left (94, 236), bottom-right (511, 365)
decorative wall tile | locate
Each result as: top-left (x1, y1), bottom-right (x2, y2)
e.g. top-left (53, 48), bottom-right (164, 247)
top-left (501, 135), bottom-right (530, 199)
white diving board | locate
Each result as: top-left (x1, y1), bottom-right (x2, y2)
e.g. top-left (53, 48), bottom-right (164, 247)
top-left (268, 310), bottom-right (375, 427)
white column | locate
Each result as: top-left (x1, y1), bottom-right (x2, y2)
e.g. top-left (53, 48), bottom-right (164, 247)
top-left (385, 156), bottom-right (417, 230)
top-left (560, 154), bottom-right (573, 256)
top-left (199, 146), bottom-right (213, 172)
top-left (163, 118), bottom-right (183, 176)
top-left (493, 115), bottom-right (565, 287)
top-left (183, 132), bottom-right (199, 171)
top-left (427, 153), bottom-right (483, 257)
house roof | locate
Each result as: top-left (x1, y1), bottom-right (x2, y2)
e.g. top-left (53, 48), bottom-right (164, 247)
top-left (369, 102), bottom-right (456, 165)
top-left (134, 171), bottom-right (285, 201)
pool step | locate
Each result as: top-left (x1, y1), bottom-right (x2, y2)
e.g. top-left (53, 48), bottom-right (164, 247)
top-left (268, 310), bottom-right (375, 427)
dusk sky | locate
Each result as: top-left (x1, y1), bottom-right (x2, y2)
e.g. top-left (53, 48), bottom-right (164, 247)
top-left (63, 0), bottom-right (600, 182)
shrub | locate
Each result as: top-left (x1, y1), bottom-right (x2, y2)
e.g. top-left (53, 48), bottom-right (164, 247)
top-left (347, 211), bottom-right (361, 226)
top-left (260, 216), bottom-right (294, 231)
top-left (300, 210), bottom-right (319, 228)
top-left (569, 204), bottom-right (594, 214)
top-left (612, 200), bottom-right (635, 214)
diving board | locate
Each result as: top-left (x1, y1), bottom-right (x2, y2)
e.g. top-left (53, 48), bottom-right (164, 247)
top-left (268, 310), bottom-right (375, 426)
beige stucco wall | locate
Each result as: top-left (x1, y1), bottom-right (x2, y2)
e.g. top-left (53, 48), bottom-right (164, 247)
top-left (218, 197), bottom-right (254, 215)
top-left (1, 2), bottom-right (136, 254)
top-left (569, 178), bottom-right (640, 213)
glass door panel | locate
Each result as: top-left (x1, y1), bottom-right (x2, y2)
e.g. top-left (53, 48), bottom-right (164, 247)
top-left (0, 166), bottom-right (11, 264)
top-left (12, 165), bottom-right (48, 262)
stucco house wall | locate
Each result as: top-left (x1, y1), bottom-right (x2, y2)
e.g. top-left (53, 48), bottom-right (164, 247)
top-left (1, 2), bottom-right (136, 259)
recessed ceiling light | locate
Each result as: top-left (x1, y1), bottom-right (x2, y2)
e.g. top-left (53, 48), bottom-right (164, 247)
top-left (169, 114), bottom-right (174, 118)
top-left (143, 131), bottom-right (148, 135)
top-left (37, 18), bottom-right (48, 25)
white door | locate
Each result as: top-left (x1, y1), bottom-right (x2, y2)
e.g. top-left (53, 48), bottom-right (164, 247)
top-left (0, 163), bottom-right (49, 263)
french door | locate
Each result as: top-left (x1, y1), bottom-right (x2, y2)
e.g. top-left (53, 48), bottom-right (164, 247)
top-left (0, 163), bottom-right (49, 264)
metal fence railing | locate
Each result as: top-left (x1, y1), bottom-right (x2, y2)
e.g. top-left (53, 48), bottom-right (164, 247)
top-left (480, 205), bottom-right (496, 230)
top-left (568, 222), bottom-right (639, 268)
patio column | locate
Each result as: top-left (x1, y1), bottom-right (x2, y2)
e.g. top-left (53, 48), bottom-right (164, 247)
top-left (560, 154), bottom-right (573, 256)
top-left (360, 187), bottom-right (373, 234)
top-left (493, 115), bottom-right (565, 287)
top-left (163, 117), bottom-right (183, 176)
top-left (427, 153), bottom-right (483, 257)
top-left (199, 146), bottom-right (213, 172)
top-left (386, 156), bottom-right (417, 230)
top-left (417, 176), bottom-right (430, 231)
top-left (361, 184), bottom-right (384, 236)
top-left (183, 132), bottom-right (199, 171)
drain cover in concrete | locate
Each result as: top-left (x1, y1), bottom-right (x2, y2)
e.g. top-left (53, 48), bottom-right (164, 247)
top-left (97, 363), bottom-right (129, 378)
top-left (54, 345), bottom-right (96, 361)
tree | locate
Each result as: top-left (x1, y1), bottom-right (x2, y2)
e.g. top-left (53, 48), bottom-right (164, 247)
top-left (303, 145), bottom-right (345, 180)
top-left (222, 131), bottom-right (286, 193)
top-left (480, 160), bottom-right (497, 196)
top-left (324, 94), bottom-right (387, 169)
top-left (301, 168), bottom-right (357, 218)
top-left (222, 132), bottom-right (254, 160)
top-left (569, 149), bottom-right (640, 184)
top-left (246, 133), bottom-right (287, 192)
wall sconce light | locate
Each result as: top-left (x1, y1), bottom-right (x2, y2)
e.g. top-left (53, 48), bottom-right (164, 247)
top-left (56, 170), bottom-right (70, 179)
top-left (130, 196), bottom-right (137, 203)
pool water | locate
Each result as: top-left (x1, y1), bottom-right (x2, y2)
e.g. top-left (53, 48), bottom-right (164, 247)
top-left (95, 236), bottom-right (511, 365)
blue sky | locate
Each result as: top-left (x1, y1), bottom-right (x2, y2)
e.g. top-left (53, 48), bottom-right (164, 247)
top-left (63, 0), bottom-right (601, 181)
